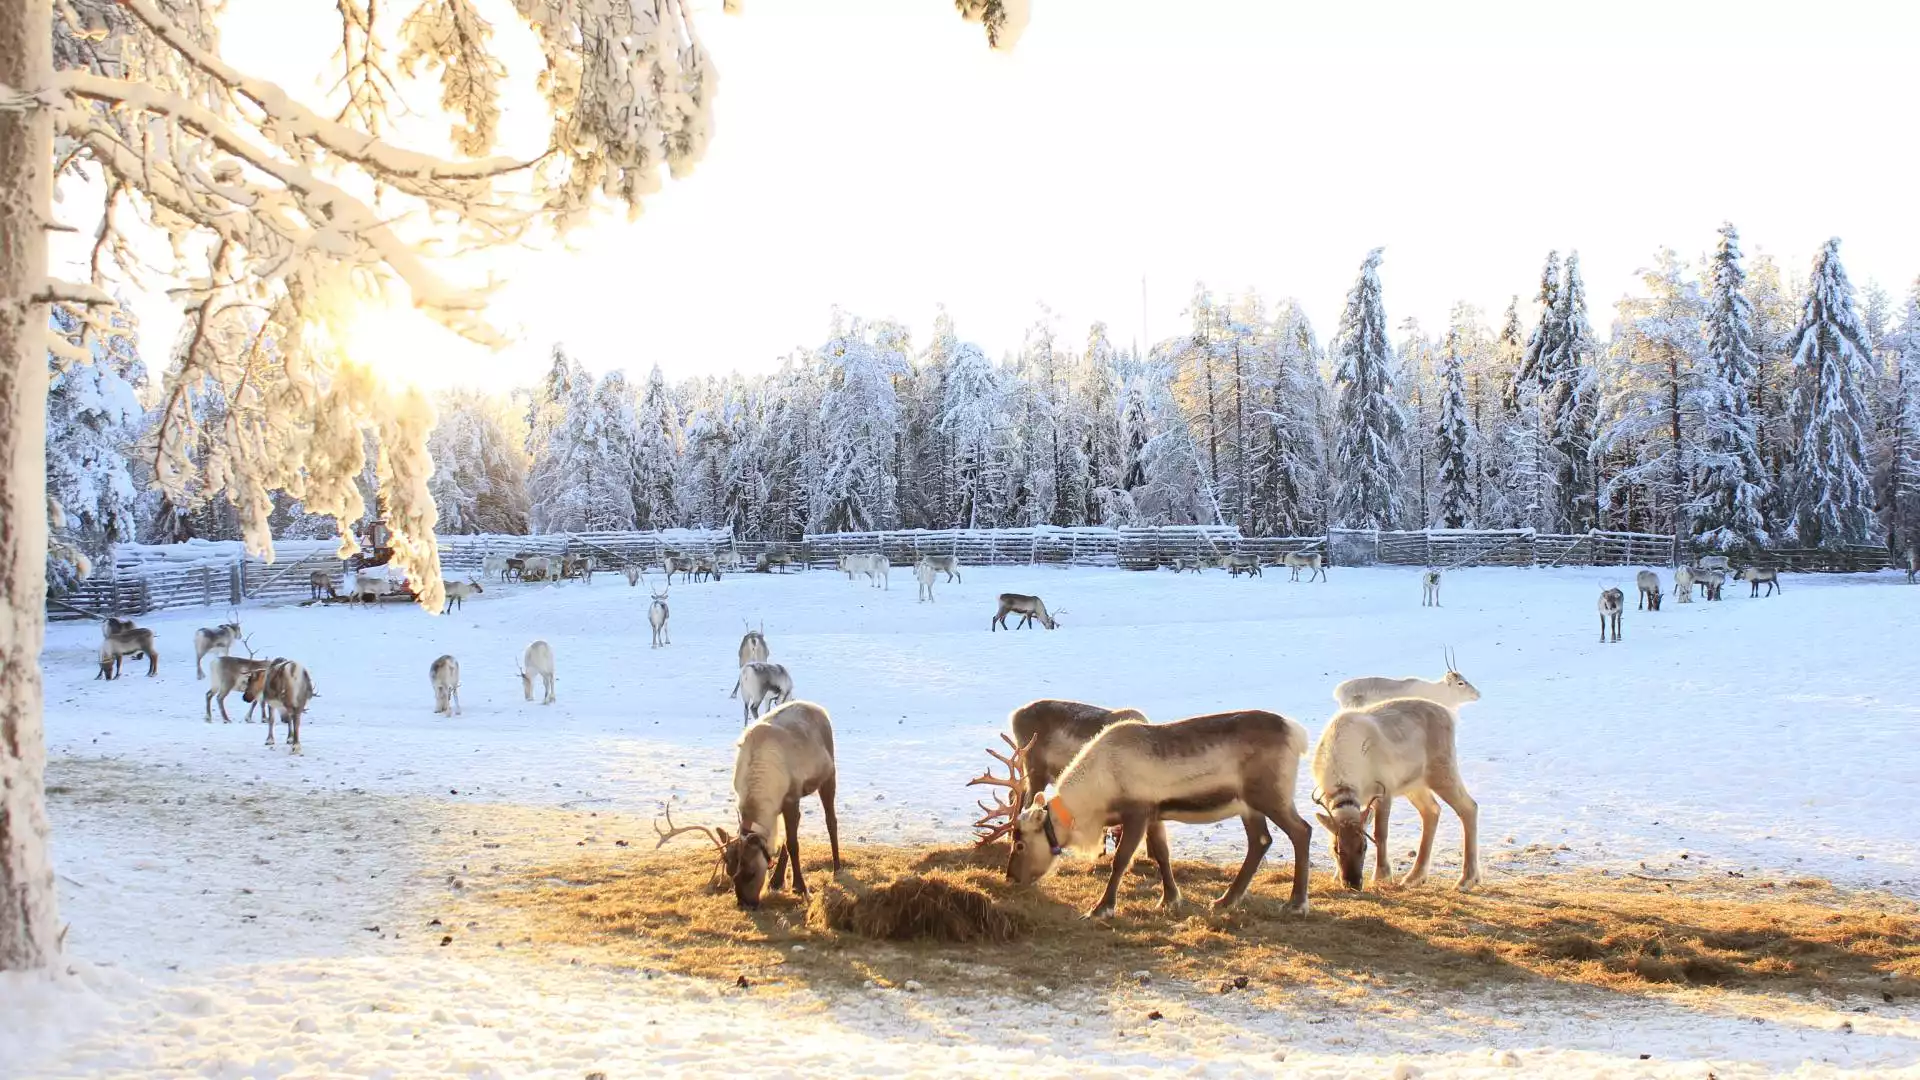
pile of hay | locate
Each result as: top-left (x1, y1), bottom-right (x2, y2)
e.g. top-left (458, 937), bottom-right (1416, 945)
top-left (812, 875), bottom-right (1030, 944)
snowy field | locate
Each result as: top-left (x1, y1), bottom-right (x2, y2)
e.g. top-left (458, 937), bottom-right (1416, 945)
top-left (7, 563), bottom-right (1920, 1078)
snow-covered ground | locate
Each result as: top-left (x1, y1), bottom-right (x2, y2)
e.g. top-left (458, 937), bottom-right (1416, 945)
top-left (7, 564), bottom-right (1920, 1078)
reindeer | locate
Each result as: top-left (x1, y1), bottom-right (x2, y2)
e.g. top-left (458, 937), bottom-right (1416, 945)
top-left (737, 662), bottom-right (794, 726)
top-left (503, 556), bottom-right (527, 582)
top-left (96, 624), bottom-right (158, 679)
top-left (244, 658), bottom-right (314, 751)
top-left (1333, 650), bottom-right (1479, 711)
top-left (969, 700), bottom-right (1148, 846)
top-left (625, 563), bottom-right (643, 587)
top-left (1167, 557), bottom-right (1200, 574)
top-left (918, 554), bottom-right (962, 583)
top-left (1421, 569), bottom-right (1441, 607)
top-left (1311, 696), bottom-right (1480, 892)
top-left (205, 655), bottom-right (271, 723)
top-left (1635, 569), bottom-right (1662, 611)
top-left (755, 552), bottom-right (796, 574)
top-left (348, 571), bottom-right (392, 606)
top-left (1698, 568), bottom-right (1727, 601)
top-left (1006, 710), bottom-right (1313, 919)
top-left (837, 553), bottom-right (888, 588)
top-left (1673, 565), bottom-right (1694, 603)
top-left (1285, 551), bottom-right (1328, 582)
top-left (1225, 553), bottom-right (1263, 578)
top-left (1598, 587), bottom-right (1624, 642)
top-left (193, 618), bottom-right (242, 679)
top-left (1907, 547), bottom-right (1917, 584)
top-left (728, 626), bottom-right (770, 700)
top-left (430, 654), bottom-right (461, 716)
top-left (442, 578), bottom-right (484, 613)
top-left (308, 570), bottom-right (337, 600)
top-left (561, 554), bottom-right (594, 583)
top-left (519, 640), bottom-right (557, 704)
top-left (482, 554), bottom-right (510, 582)
top-left (693, 556), bottom-right (720, 582)
top-left (1742, 566), bottom-right (1780, 597)
top-left (992, 593), bottom-right (1060, 631)
top-left (649, 583), bottom-right (671, 648)
top-left (654, 700), bottom-right (842, 908)
top-left (1696, 554), bottom-right (1731, 575)
top-left (664, 555), bottom-right (696, 584)
top-left (520, 555), bottom-right (553, 583)
top-left (914, 559), bottom-right (937, 602)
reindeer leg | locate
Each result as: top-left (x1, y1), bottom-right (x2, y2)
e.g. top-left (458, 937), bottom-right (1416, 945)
top-left (819, 777), bottom-right (842, 872)
top-left (1430, 781), bottom-right (1480, 891)
top-left (1371, 796), bottom-right (1394, 887)
top-left (1400, 788), bottom-right (1441, 887)
top-left (1215, 814), bottom-right (1273, 913)
top-left (1145, 820), bottom-right (1180, 909)
top-left (1089, 814), bottom-right (1148, 919)
top-left (781, 799), bottom-right (807, 895)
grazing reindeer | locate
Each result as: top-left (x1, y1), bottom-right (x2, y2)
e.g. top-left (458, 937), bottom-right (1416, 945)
top-left (837, 553), bottom-right (889, 588)
top-left (1421, 568), bottom-right (1441, 607)
top-left (561, 554), bottom-right (594, 583)
top-left (520, 555), bottom-right (553, 582)
top-left (193, 619), bottom-right (242, 679)
top-left (244, 658), bottom-right (315, 751)
top-left (1006, 710), bottom-right (1314, 919)
top-left (736, 662), bottom-right (794, 726)
top-left (1697, 568), bottom-right (1727, 601)
top-left (914, 558), bottom-right (937, 602)
top-left (969, 700), bottom-right (1148, 846)
top-left (729, 626), bottom-right (770, 700)
top-left (654, 700), bottom-right (842, 908)
top-left (519, 640), bottom-right (557, 704)
top-left (1333, 650), bottom-right (1480, 711)
top-left (430, 655), bottom-right (462, 716)
top-left (1673, 565), bottom-right (1694, 603)
top-left (1696, 554), bottom-right (1731, 575)
top-left (755, 551), bottom-right (796, 574)
top-left (1285, 551), bottom-right (1328, 582)
top-left (481, 554), bottom-right (510, 582)
top-left (693, 556), bottom-right (720, 582)
top-left (96, 624), bottom-right (158, 679)
top-left (442, 578), bottom-right (484, 613)
top-left (992, 593), bottom-right (1060, 631)
top-left (1598, 587), bottom-right (1624, 642)
top-left (348, 571), bottom-right (392, 606)
top-left (1225, 553), bottom-right (1263, 578)
top-left (918, 554), bottom-right (961, 582)
top-left (1636, 569), bottom-right (1662, 610)
top-left (503, 556), bottom-right (526, 582)
top-left (1742, 566), bottom-right (1780, 597)
top-left (308, 570), bottom-right (337, 600)
top-left (1906, 547), bottom-right (1917, 584)
top-left (649, 584), bottom-right (671, 648)
top-left (1168, 557), bottom-right (1201, 574)
top-left (1311, 697), bottom-right (1480, 892)
top-left (624, 564), bottom-right (642, 587)
top-left (205, 655), bottom-right (272, 722)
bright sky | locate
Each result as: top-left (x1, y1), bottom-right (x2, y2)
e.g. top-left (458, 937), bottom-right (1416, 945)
top-left (113, 0), bottom-right (1920, 390)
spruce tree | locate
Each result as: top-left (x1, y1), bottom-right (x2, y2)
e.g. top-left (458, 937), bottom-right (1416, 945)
top-left (1436, 320), bottom-right (1476, 528)
top-left (1330, 249), bottom-right (1407, 529)
top-left (1888, 283), bottom-right (1920, 553)
top-left (1694, 223), bottom-right (1771, 550)
top-left (1787, 239), bottom-right (1879, 549)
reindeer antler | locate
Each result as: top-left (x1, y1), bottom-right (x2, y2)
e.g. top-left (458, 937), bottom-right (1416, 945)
top-left (653, 801), bottom-right (725, 851)
top-left (967, 733), bottom-right (1035, 846)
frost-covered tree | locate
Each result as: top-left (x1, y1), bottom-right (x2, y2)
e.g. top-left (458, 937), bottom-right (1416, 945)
top-left (632, 365), bottom-right (682, 531)
top-left (45, 301), bottom-right (143, 589)
top-left (1435, 317), bottom-right (1476, 529)
top-left (1548, 254), bottom-right (1601, 531)
top-left (1693, 224), bottom-right (1770, 550)
top-left (1261, 300), bottom-right (1329, 535)
top-left (811, 318), bottom-right (905, 532)
top-left (1886, 283), bottom-right (1920, 554)
top-left (1786, 239), bottom-right (1880, 549)
top-left (426, 390), bottom-right (529, 535)
top-left (939, 338), bottom-right (1006, 529)
top-left (1329, 249), bottom-right (1406, 529)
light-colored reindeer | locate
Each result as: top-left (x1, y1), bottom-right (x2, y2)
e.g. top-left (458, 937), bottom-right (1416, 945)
top-left (1285, 551), bottom-right (1328, 582)
top-left (648, 580), bottom-right (671, 648)
top-left (914, 559), bottom-right (937, 602)
top-left (1311, 696), bottom-right (1481, 893)
top-left (430, 654), bottom-right (461, 716)
top-left (625, 563), bottom-right (642, 587)
top-left (654, 700), bottom-right (842, 908)
top-left (482, 554), bottom-right (511, 582)
top-left (1742, 567), bottom-right (1780, 597)
top-left (728, 625), bottom-right (769, 700)
top-left (96, 622), bottom-right (158, 679)
top-left (992, 593), bottom-right (1060, 631)
top-left (1673, 565), bottom-right (1694, 603)
top-left (837, 553), bottom-right (889, 588)
top-left (1599, 586), bottom-right (1624, 642)
top-left (736, 661), bottom-right (793, 726)
top-left (442, 578), bottom-right (483, 613)
top-left (1333, 650), bottom-right (1480, 712)
top-left (205, 654), bottom-right (271, 723)
top-left (518, 640), bottom-right (556, 704)
top-left (1005, 709), bottom-right (1314, 919)
top-left (1636, 569), bottom-right (1662, 611)
top-left (193, 617), bottom-right (241, 679)
top-left (918, 554), bottom-right (961, 582)
top-left (308, 570), bottom-right (336, 600)
top-left (1421, 569), bottom-right (1441, 607)
top-left (968, 699), bottom-right (1148, 846)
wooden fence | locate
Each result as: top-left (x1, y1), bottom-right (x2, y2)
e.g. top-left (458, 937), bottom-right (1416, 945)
top-left (49, 525), bottom-right (1897, 620)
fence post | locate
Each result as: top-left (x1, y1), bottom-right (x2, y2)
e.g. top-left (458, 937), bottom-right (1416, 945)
top-left (230, 561), bottom-right (243, 605)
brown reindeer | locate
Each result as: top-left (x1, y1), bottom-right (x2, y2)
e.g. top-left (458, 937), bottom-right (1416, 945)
top-left (1006, 710), bottom-right (1313, 919)
top-left (97, 624), bottom-right (158, 679)
top-left (969, 700), bottom-right (1149, 845)
top-left (309, 570), bottom-right (337, 600)
top-left (244, 658), bottom-right (315, 751)
top-left (992, 593), bottom-right (1059, 631)
top-left (1742, 567), bottom-right (1780, 597)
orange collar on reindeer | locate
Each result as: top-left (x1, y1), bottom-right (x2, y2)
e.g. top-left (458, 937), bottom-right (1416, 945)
top-left (1043, 798), bottom-right (1076, 855)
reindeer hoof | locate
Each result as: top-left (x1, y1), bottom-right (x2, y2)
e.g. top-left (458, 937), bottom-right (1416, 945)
top-left (1455, 876), bottom-right (1479, 893)
top-left (1209, 897), bottom-right (1241, 914)
top-left (1159, 894), bottom-right (1185, 911)
top-left (1083, 905), bottom-right (1115, 920)
top-left (1283, 898), bottom-right (1310, 915)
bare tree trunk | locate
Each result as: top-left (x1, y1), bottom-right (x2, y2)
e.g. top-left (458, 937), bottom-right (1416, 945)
top-left (0, 0), bottom-right (60, 972)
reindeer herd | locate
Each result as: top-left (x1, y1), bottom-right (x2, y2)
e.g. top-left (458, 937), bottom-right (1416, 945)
top-left (1593, 555), bottom-right (1785, 643)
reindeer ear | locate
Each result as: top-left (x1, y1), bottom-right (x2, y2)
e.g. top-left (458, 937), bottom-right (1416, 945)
top-left (716, 827), bottom-right (732, 845)
top-left (1315, 812), bottom-right (1335, 831)
top-left (1030, 791), bottom-right (1049, 809)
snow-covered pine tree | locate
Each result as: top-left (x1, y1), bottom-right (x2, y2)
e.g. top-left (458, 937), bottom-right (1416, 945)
top-left (811, 317), bottom-right (906, 532)
top-left (1744, 253), bottom-right (1802, 533)
top-left (1887, 282), bottom-right (1920, 554)
top-left (1435, 316), bottom-right (1476, 529)
top-left (1786, 239), bottom-right (1880, 549)
top-left (1547, 253), bottom-right (1601, 531)
top-left (939, 338), bottom-right (1006, 529)
top-left (426, 391), bottom-right (530, 535)
top-left (1330, 249), bottom-right (1407, 529)
top-left (1507, 256), bottom-right (1563, 530)
top-left (1136, 343), bottom-right (1215, 526)
top-left (582, 371), bottom-right (641, 532)
top-left (1483, 297), bottom-right (1530, 528)
top-left (1693, 223), bottom-right (1771, 551)
top-left (1077, 323), bottom-right (1130, 526)
top-left (632, 365), bottom-right (683, 531)
top-left (1396, 317), bottom-right (1439, 526)
top-left (524, 347), bottom-right (589, 533)
top-left (1262, 300), bottom-right (1329, 535)
top-left (45, 301), bottom-right (144, 589)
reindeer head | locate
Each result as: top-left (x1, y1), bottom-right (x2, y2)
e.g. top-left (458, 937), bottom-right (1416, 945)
top-left (1005, 794), bottom-right (1066, 884)
top-left (1043, 608), bottom-right (1063, 630)
top-left (517, 658), bottom-right (533, 701)
top-left (468, 578), bottom-right (484, 594)
top-left (718, 827), bottom-right (781, 908)
top-left (1440, 647), bottom-right (1480, 704)
top-left (1314, 787), bottom-right (1380, 890)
